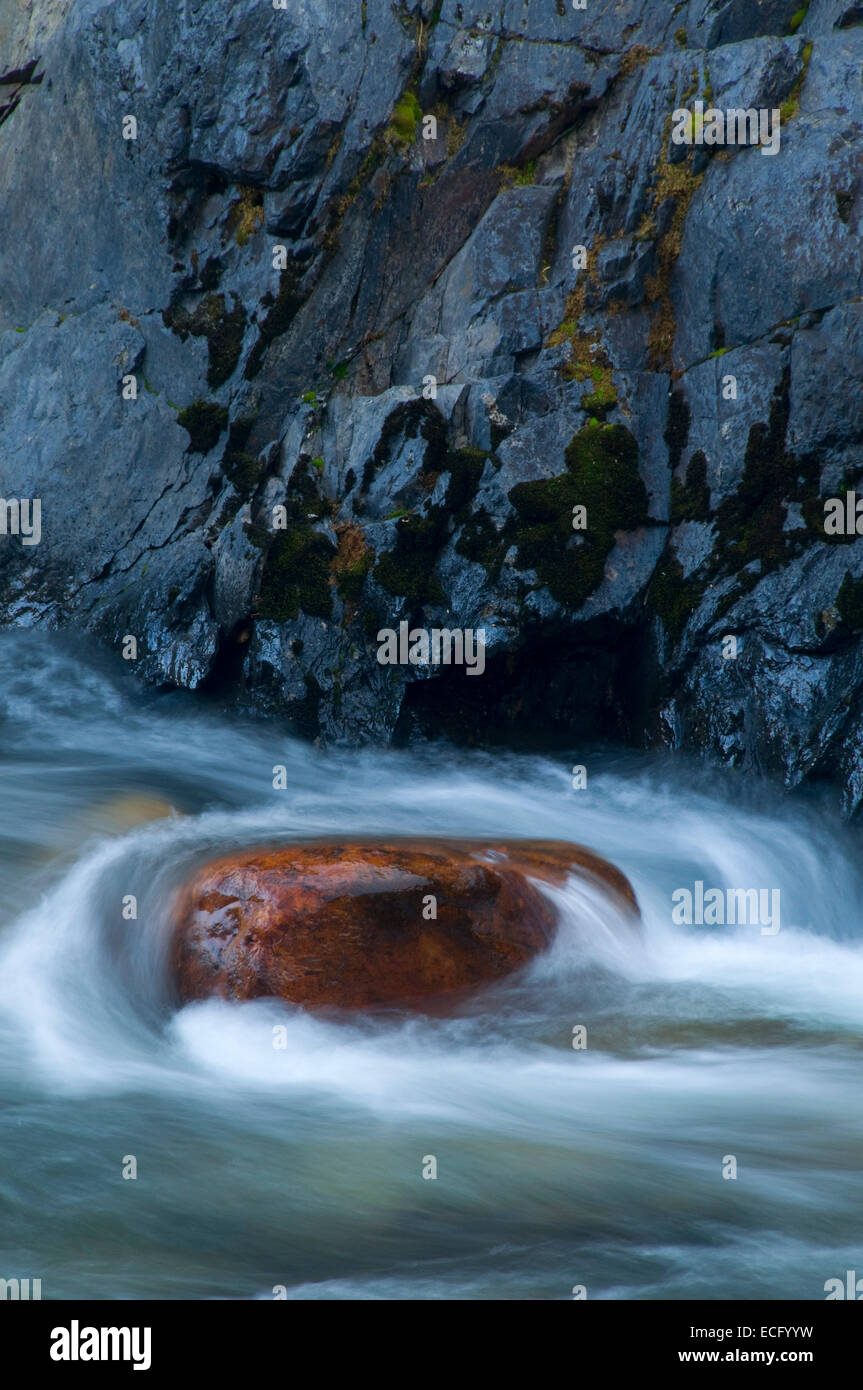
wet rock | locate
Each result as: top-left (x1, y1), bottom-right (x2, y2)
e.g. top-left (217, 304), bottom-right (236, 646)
top-left (172, 838), bottom-right (638, 1010)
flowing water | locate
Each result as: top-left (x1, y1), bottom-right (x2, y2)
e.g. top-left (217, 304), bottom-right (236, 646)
top-left (0, 630), bottom-right (861, 1301)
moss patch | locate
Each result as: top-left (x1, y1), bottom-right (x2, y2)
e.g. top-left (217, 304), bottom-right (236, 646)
top-left (227, 186), bottom-right (265, 246)
top-left (645, 120), bottom-right (704, 369)
top-left (245, 263), bottom-right (307, 379)
top-left (780, 40), bottom-right (813, 122)
top-left (618, 44), bottom-right (659, 78)
top-left (582, 376), bottom-right (619, 417)
top-left (332, 523), bottom-right (374, 604)
top-left (671, 450), bottom-right (711, 523)
top-left (375, 510), bottom-right (448, 606)
top-left (545, 242), bottom-right (620, 410)
top-left (206, 300), bottom-right (247, 388)
top-left (389, 91), bottom-right (422, 146)
top-left (361, 398), bottom-right (448, 493)
top-left (177, 399), bottom-right (228, 453)
top-left (164, 293), bottom-right (247, 389)
top-left (646, 549), bottom-right (703, 643)
top-left (497, 159), bottom-right (537, 189)
top-left (257, 528), bottom-right (335, 622)
top-left (444, 447), bottom-right (489, 516)
top-left (247, 449), bottom-right (339, 621)
top-left (456, 506), bottom-right (508, 573)
top-left (713, 368), bottom-right (817, 574)
top-left (221, 415), bottom-right (265, 493)
top-left (368, 404), bottom-right (494, 609)
top-left (506, 422), bottom-right (648, 610)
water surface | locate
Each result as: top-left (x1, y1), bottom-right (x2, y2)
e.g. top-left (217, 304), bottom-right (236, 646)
top-left (1, 632), bottom-right (860, 1300)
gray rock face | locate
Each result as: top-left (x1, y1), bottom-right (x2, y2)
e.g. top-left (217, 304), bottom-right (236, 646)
top-left (2, 0), bottom-right (863, 807)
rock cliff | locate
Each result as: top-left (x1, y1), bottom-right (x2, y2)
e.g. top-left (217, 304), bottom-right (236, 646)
top-left (2, 1), bottom-right (862, 805)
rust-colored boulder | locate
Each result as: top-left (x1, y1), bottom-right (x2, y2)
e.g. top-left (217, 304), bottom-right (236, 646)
top-left (171, 838), bottom-right (638, 1010)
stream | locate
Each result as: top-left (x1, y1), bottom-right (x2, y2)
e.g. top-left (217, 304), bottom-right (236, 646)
top-left (1, 630), bottom-right (861, 1300)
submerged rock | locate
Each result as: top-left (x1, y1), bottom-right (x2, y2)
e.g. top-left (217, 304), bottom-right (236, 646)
top-left (171, 838), bottom-right (637, 1010)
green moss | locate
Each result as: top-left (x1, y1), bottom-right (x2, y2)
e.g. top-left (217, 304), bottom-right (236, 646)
top-left (456, 507), bottom-right (508, 575)
top-left (674, 27), bottom-right (688, 45)
top-left (177, 399), bottom-right (228, 453)
top-left (221, 451), bottom-right (258, 491)
top-left (713, 369), bottom-right (817, 574)
top-left (646, 551), bottom-right (703, 643)
top-left (445, 447), bottom-right (489, 517)
top-left (336, 558), bottom-right (372, 603)
top-left (375, 509), bottom-right (447, 606)
top-left (645, 136), bottom-right (703, 369)
top-left (836, 572), bottom-right (863, 629)
top-left (221, 417), bottom-right (264, 492)
top-left (670, 450), bottom-right (711, 524)
top-left (582, 380), bottom-right (618, 417)
top-left (164, 292), bottom-right (247, 389)
top-left (361, 399), bottom-right (448, 494)
top-left (245, 263), bottom-right (306, 379)
top-left (789, 5), bottom-right (808, 34)
top-left (206, 300), bottom-right (247, 388)
top-left (302, 391), bottom-right (319, 406)
top-left (780, 39), bottom-right (813, 122)
top-left (497, 159), bottom-right (537, 188)
top-left (681, 66), bottom-right (699, 105)
top-left (257, 527), bottom-right (335, 622)
top-left (506, 423), bottom-right (647, 610)
top-left (390, 91), bottom-right (422, 145)
top-left (364, 403), bottom-right (493, 608)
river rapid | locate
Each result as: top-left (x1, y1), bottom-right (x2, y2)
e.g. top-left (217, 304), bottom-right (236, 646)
top-left (1, 631), bottom-right (861, 1300)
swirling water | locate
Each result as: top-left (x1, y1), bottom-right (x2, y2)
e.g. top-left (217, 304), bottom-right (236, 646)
top-left (0, 631), bottom-right (861, 1301)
